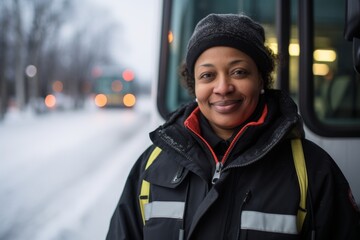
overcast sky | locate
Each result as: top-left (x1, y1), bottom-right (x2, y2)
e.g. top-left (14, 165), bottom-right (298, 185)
top-left (77, 0), bottom-right (162, 82)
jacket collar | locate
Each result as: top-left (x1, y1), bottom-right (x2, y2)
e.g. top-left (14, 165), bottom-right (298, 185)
top-left (184, 103), bottom-right (268, 164)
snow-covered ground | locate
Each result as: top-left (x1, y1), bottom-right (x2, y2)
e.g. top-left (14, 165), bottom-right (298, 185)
top-left (0, 96), bottom-right (154, 240)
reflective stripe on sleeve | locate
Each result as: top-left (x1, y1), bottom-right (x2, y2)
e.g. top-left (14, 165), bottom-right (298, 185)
top-left (241, 211), bottom-right (298, 234)
top-left (144, 201), bottom-right (185, 221)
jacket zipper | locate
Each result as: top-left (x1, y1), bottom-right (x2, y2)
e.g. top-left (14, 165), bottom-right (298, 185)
top-left (211, 162), bottom-right (223, 184)
top-left (184, 119), bottom-right (250, 184)
top-left (186, 125), bottom-right (249, 185)
top-left (183, 105), bottom-right (268, 184)
top-left (210, 126), bottom-right (250, 184)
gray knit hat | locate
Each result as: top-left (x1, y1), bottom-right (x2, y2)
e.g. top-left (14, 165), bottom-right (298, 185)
top-left (185, 13), bottom-right (273, 77)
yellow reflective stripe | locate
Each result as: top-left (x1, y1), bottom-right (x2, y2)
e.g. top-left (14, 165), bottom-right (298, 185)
top-left (139, 182), bottom-right (150, 225)
top-left (139, 147), bottom-right (162, 225)
top-left (145, 147), bottom-right (162, 169)
top-left (291, 139), bottom-right (308, 232)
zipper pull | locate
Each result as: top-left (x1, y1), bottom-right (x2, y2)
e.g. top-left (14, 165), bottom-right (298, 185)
top-left (243, 190), bottom-right (252, 204)
top-left (212, 162), bottom-right (223, 184)
top-left (236, 190), bottom-right (252, 240)
top-left (172, 166), bottom-right (184, 184)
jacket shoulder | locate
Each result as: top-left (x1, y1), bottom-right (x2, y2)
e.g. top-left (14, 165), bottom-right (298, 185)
top-left (124, 145), bottom-right (160, 183)
top-left (301, 139), bottom-right (342, 174)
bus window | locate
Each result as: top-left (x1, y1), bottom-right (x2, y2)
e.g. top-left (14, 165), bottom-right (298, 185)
top-left (299, 0), bottom-right (360, 137)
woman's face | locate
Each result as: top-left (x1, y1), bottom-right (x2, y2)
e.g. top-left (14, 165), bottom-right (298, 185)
top-left (194, 46), bottom-right (263, 139)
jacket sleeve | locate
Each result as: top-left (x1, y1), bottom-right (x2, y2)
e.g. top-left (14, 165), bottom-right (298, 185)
top-left (303, 140), bottom-right (360, 240)
top-left (106, 146), bottom-right (154, 240)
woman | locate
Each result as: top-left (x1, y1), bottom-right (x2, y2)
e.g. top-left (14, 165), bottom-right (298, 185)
top-left (106, 13), bottom-right (360, 240)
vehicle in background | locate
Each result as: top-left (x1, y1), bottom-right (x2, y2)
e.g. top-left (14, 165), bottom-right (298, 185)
top-left (91, 66), bottom-right (137, 108)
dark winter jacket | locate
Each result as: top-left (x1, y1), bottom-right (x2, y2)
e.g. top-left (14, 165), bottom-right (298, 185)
top-left (106, 90), bottom-right (360, 240)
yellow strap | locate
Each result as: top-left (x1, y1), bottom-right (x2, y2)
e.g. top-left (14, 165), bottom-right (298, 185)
top-left (291, 139), bottom-right (308, 232)
top-left (139, 147), bottom-right (162, 225)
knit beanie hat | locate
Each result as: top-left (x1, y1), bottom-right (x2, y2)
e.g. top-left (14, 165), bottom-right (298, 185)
top-left (185, 13), bottom-right (273, 77)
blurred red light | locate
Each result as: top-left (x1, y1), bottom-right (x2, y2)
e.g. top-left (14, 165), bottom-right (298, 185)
top-left (122, 69), bottom-right (134, 81)
top-left (52, 80), bottom-right (63, 92)
top-left (112, 80), bottom-right (123, 92)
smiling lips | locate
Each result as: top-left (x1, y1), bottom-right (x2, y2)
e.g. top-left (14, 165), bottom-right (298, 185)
top-left (210, 99), bottom-right (243, 113)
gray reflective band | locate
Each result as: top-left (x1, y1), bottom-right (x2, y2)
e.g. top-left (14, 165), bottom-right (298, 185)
top-left (241, 211), bottom-right (298, 234)
top-left (144, 201), bottom-right (185, 221)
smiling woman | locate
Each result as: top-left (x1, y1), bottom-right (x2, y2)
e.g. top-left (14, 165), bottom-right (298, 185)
top-left (106, 13), bottom-right (360, 240)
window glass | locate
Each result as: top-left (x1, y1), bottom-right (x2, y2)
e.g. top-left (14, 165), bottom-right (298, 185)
top-left (313, 0), bottom-right (360, 124)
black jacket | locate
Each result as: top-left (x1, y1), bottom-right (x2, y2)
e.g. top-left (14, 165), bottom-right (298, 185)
top-left (107, 90), bottom-right (360, 240)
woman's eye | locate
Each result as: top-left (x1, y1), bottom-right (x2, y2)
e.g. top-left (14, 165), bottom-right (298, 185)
top-left (199, 72), bottom-right (214, 80)
top-left (232, 69), bottom-right (248, 77)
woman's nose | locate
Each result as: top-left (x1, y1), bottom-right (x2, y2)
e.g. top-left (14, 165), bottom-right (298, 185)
top-left (213, 77), bottom-right (234, 95)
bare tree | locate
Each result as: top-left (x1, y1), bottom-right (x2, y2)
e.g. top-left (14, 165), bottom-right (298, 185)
top-left (0, 0), bottom-right (124, 118)
top-left (25, 0), bottom-right (72, 112)
top-left (61, 24), bottom-right (116, 108)
top-left (0, 1), bottom-right (11, 119)
top-left (13, 0), bottom-right (26, 111)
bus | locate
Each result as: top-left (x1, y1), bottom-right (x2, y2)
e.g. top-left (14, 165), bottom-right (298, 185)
top-left (151, 0), bottom-right (360, 204)
top-left (92, 66), bottom-right (137, 108)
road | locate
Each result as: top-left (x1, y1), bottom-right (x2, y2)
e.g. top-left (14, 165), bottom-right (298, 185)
top-left (0, 97), bottom-right (154, 240)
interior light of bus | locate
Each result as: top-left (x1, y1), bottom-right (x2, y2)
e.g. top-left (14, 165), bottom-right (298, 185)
top-left (122, 69), bottom-right (135, 81)
top-left (112, 80), bottom-right (123, 92)
top-left (313, 49), bottom-right (337, 62)
top-left (168, 31), bottom-right (174, 43)
top-left (313, 63), bottom-right (330, 76)
top-left (268, 43), bottom-right (278, 54)
top-left (94, 94), bottom-right (107, 107)
top-left (52, 80), bottom-right (63, 93)
top-left (266, 38), bottom-right (278, 54)
top-left (45, 94), bottom-right (56, 108)
top-left (289, 43), bottom-right (300, 56)
top-left (123, 93), bottom-right (136, 107)
top-left (268, 38), bottom-right (299, 56)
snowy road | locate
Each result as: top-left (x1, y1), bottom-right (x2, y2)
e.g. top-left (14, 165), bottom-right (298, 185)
top-left (0, 98), bottom-right (154, 240)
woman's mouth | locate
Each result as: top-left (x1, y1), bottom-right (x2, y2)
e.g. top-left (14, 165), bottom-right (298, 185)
top-left (210, 100), bottom-right (243, 113)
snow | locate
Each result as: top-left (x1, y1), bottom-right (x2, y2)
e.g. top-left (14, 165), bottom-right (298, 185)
top-left (0, 96), bottom-right (153, 240)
